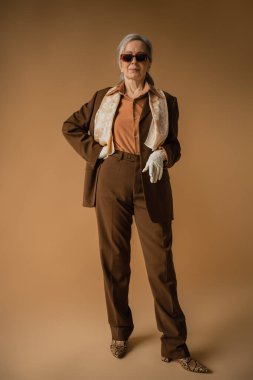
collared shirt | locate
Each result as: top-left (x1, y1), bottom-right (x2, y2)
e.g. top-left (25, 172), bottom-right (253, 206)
top-left (106, 80), bottom-right (164, 155)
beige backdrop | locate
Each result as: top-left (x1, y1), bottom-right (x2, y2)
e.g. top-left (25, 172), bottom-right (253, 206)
top-left (1, 1), bottom-right (252, 379)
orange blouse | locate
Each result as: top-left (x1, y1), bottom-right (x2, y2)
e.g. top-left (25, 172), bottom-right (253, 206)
top-left (106, 80), bottom-right (168, 161)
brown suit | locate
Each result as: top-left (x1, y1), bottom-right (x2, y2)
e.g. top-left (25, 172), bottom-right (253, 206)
top-left (62, 87), bottom-right (181, 223)
top-left (62, 86), bottom-right (190, 360)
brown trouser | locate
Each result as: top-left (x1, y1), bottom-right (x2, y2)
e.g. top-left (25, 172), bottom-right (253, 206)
top-left (95, 150), bottom-right (190, 359)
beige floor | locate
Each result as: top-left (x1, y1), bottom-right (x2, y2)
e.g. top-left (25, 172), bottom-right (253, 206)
top-left (2, 223), bottom-right (252, 380)
top-left (2, 286), bottom-right (252, 380)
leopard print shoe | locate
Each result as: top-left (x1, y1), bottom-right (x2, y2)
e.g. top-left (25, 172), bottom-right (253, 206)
top-left (110, 339), bottom-right (128, 358)
top-left (161, 356), bottom-right (211, 373)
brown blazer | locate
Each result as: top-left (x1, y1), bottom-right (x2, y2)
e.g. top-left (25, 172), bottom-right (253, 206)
top-left (62, 87), bottom-right (181, 223)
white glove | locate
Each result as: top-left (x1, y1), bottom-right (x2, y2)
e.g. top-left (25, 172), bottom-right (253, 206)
top-left (98, 146), bottom-right (107, 159)
top-left (142, 149), bottom-right (165, 183)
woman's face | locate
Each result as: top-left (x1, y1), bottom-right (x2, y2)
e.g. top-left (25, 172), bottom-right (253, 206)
top-left (120, 40), bottom-right (151, 83)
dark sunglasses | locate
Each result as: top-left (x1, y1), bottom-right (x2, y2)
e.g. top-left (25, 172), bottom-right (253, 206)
top-left (120, 53), bottom-right (149, 62)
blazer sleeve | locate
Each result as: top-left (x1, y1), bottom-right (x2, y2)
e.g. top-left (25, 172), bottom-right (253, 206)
top-left (62, 91), bottom-right (104, 168)
top-left (160, 96), bottom-right (181, 168)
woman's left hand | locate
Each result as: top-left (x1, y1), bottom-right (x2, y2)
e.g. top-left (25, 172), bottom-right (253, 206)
top-left (98, 146), bottom-right (107, 160)
top-left (142, 149), bottom-right (165, 183)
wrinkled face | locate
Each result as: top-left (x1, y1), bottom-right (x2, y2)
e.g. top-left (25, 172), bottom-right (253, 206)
top-left (120, 40), bottom-right (151, 82)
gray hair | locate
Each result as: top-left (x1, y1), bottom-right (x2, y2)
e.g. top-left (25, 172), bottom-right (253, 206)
top-left (117, 33), bottom-right (154, 85)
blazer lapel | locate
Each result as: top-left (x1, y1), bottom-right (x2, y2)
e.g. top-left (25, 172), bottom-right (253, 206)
top-left (139, 96), bottom-right (151, 124)
top-left (139, 96), bottom-right (152, 145)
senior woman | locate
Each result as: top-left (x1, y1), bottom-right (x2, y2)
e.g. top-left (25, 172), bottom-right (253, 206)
top-left (62, 33), bottom-right (210, 374)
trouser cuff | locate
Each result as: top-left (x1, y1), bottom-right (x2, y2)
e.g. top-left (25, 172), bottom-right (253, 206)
top-left (110, 324), bottom-right (134, 340)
